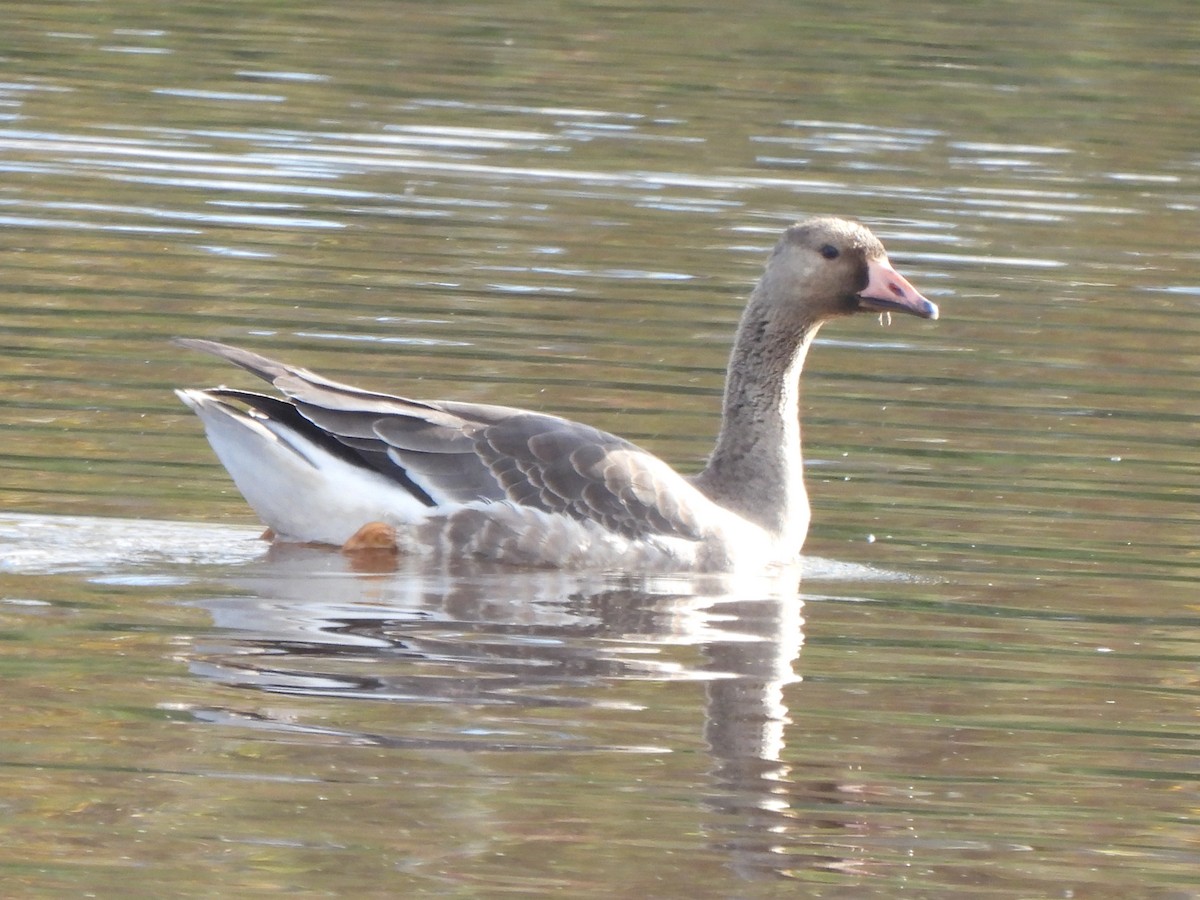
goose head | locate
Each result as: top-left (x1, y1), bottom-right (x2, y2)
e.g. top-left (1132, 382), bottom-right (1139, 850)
top-left (760, 217), bottom-right (938, 325)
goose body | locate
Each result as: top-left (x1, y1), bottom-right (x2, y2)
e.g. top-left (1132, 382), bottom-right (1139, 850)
top-left (176, 217), bottom-right (938, 572)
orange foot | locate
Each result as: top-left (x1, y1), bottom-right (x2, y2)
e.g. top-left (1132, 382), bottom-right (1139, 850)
top-left (342, 521), bottom-right (400, 554)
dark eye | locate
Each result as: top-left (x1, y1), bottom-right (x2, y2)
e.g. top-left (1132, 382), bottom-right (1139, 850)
top-left (819, 244), bottom-right (840, 260)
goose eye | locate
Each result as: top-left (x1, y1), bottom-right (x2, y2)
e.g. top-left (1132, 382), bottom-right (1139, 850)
top-left (819, 244), bottom-right (840, 260)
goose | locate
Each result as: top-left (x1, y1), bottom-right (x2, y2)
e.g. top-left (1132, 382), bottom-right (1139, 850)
top-left (175, 216), bottom-right (937, 571)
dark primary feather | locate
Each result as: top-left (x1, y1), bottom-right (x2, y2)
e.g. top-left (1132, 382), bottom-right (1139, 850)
top-left (173, 338), bottom-right (708, 543)
top-left (202, 386), bottom-right (437, 505)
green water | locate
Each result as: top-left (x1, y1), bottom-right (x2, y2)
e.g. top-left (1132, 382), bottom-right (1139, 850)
top-left (0, 1), bottom-right (1197, 896)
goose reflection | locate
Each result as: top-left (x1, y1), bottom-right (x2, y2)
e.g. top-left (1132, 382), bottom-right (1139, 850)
top-left (184, 547), bottom-right (819, 880)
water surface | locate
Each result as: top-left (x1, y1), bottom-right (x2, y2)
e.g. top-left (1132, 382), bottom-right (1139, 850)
top-left (0, 1), bottom-right (1197, 896)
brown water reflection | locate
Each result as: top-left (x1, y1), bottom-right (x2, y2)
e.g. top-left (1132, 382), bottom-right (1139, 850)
top-left (1, 0), bottom-right (1198, 896)
top-left (4, 513), bottom-right (1196, 895)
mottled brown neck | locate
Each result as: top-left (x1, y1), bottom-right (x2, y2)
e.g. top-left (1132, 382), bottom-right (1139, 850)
top-left (691, 293), bottom-right (821, 541)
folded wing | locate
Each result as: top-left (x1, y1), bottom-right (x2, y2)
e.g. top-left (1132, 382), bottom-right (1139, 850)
top-left (176, 339), bottom-right (708, 542)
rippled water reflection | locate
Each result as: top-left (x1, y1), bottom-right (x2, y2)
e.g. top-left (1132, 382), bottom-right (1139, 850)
top-left (0, 1), bottom-right (1197, 896)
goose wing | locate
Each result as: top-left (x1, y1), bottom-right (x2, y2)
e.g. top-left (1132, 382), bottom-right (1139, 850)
top-left (176, 339), bottom-right (708, 541)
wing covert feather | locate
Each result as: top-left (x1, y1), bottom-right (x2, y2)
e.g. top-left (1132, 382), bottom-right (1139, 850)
top-left (178, 339), bottom-right (709, 542)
